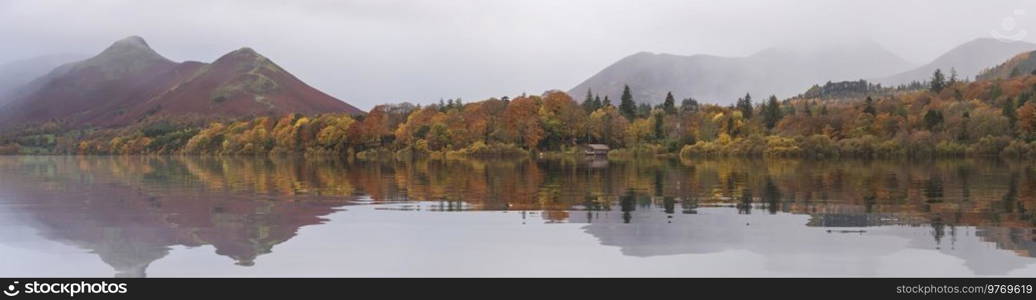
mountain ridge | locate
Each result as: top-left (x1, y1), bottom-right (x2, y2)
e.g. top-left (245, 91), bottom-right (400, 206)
top-left (0, 36), bottom-right (362, 128)
top-left (569, 40), bottom-right (914, 105)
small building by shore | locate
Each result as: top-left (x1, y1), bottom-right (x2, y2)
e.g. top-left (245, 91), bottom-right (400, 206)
top-left (582, 144), bottom-right (610, 156)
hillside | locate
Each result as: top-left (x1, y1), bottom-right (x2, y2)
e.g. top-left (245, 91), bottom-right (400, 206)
top-left (114, 47), bottom-right (363, 124)
top-left (569, 40), bottom-right (913, 105)
top-left (977, 50), bottom-right (1036, 81)
top-left (0, 53), bottom-right (86, 106)
top-left (875, 38), bottom-right (1036, 85)
top-left (0, 36), bottom-right (362, 128)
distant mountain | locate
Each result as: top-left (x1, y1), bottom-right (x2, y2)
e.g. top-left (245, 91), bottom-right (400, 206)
top-left (875, 38), bottom-right (1036, 85)
top-left (0, 53), bottom-right (86, 106)
top-left (976, 50), bottom-right (1036, 81)
top-left (0, 36), bottom-right (362, 128)
top-left (569, 40), bottom-right (914, 105)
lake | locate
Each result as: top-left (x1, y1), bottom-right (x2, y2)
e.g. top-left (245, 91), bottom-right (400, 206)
top-left (0, 155), bottom-right (1034, 277)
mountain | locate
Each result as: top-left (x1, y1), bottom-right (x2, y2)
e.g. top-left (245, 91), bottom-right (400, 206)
top-left (117, 47), bottom-right (362, 123)
top-left (569, 40), bottom-right (913, 105)
top-left (0, 36), bottom-right (362, 128)
top-left (976, 50), bottom-right (1036, 81)
top-left (0, 53), bottom-right (86, 106)
top-left (875, 38), bottom-right (1036, 85)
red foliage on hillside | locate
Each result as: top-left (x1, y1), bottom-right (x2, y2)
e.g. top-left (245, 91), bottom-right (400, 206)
top-left (0, 36), bottom-right (362, 129)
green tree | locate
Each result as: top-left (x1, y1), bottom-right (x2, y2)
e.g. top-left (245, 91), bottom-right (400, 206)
top-left (653, 111), bottom-right (665, 140)
top-left (581, 89), bottom-right (597, 113)
top-left (736, 93), bottom-right (753, 120)
top-left (1003, 98), bottom-right (1018, 130)
top-left (619, 85), bottom-right (636, 120)
top-left (923, 109), bottom-right (943, 130)
top-left (662, 92), bottom-right (676, 114)
top-left (958, 111), bottom-right (970, 141)
top-left (762, 95), bottom-right (782, 129)
top-left (930, 69), bottom-right (946, 93)
top-left (680, 98), bottom-right (699, 113)
top-left (863, 96), bottom-right (877, 115)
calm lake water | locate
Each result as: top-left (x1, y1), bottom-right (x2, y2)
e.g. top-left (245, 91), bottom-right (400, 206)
top-left (0, 155), bottom-right (1034, 277)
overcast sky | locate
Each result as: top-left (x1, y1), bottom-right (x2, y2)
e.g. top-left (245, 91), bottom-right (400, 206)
top-left (1, 0), bottom-right (1034, 109)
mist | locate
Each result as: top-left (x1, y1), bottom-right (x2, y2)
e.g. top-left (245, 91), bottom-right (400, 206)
top-left (1, 0), bottom-right (1033, 109)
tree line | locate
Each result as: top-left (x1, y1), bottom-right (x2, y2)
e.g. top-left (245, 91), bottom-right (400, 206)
top-left (3, 69), bottom-right (1036, 159)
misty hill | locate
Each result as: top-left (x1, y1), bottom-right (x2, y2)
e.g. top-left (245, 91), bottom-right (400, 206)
top-left (116, 46), bottom-right (364, 124)
top-left (569, 40), bottom-right (914, 105)
top-left (976, 50), bottom-right (1036, 81)
top-left (0, 53), bottom-right (86, 106)
top-left (875, 38), bottom-right (1036, 85)
top-left (0, 36), bottom-right (362, 128)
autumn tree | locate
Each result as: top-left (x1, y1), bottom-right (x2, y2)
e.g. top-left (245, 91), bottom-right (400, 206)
top-left (314, 114), bottom-right (356, 152)
top-left (1017, 102), bottom-right (1036, 139)
top-left (538, 91), bottom-right (587, 149)
top-left (360, 106), bottom-right (392, 148)
top-left (502, 95), bottom-right (545, 149)
top-left (588, 106), bottom-right (628, 147)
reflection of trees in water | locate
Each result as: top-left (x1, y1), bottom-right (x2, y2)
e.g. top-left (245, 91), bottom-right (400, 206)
top-left (347, 157), bottom-right (1036, 258)
top-left (345, 158), bottom-right (1034, 227)
top-left (1, 156), bottom-right (1034, 275)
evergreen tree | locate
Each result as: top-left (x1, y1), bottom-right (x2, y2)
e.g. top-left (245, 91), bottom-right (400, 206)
top-left (863, 96), bottom-right (877, 115)
top-left (662, 92), bottom-right (676, 114)
top-left (958, 111), bottom-right (970, 141)
top-left (681, 98), bottom-right (699, 113)
top-left (603, 96), bottom-right (612, 107)
top-left (1004, 98), bottom-right (1018, 130)
top-left (637, 102), bottom-right (651, 118)
top-left (581, 89), bottom-right (596, 112)
top-left (593, 95), bottom-right (602, 109)
top-left (653, 111), bottom-right (665, 140)
top-left (930, 68), bottom-right (946, 93)
top-left (762, 95), bottom-right (782, 129)
top-left (736, 93), bottom-right (753, 119)
top-left (923, 109), bottom-right (944, 130)
top-left (619, 85), bottom-right (636, 120)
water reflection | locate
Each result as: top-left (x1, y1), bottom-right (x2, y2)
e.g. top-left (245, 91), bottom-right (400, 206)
top-left (0, 156), bottom-right (1033, 276)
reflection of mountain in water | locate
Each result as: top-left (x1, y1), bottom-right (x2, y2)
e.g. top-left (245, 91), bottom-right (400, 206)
top-left (0, 156), bottom-right (1034, 276)
top-left (0, 156), bottom-right (356, 277)
top-left (570, 204), bottom-right (1036, 275)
